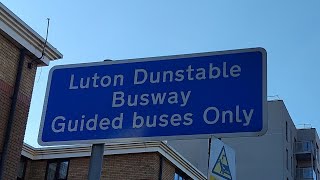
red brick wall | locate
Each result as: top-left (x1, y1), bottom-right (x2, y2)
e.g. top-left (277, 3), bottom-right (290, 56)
top-left (0, 33), bottom-right (37, 179)
top-left (67, 157), bottom-right (90, 179)
top-left (161, 158), bottom-right (175, 180)
top-left (24, 152), bottom-right (183, 180)
top-left (24, 160), bottom-right (47, 180)
top-left (102, 152), bottom-right (160, 180)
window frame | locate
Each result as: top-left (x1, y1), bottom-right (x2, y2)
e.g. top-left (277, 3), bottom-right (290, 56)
top-left (17, 156), bottom-right (28, 180)
top-left (174, 169), bottom-right (189, 180)
top-left (286, 121), bottom-right (288, 142)
top-left (45, 159), bottom-right (70, 180)
top-left (286, 149), bottom-right (289, 170)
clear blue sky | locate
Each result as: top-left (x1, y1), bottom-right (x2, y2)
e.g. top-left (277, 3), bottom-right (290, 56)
top-left (2, 1), bottom-right (320, 147)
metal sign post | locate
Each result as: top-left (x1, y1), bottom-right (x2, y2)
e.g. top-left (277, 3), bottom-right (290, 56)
top-left (88, 143), bottom-right (105, 180)
top-left (88, 60), bottom-right (112, 180)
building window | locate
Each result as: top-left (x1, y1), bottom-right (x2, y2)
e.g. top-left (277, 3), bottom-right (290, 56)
top-left (286, 149), bottom-right (289, 170)
top-left (291, 156), bottom-right (294, 176)
top-left (17, 156), bottom-right (27, 180)
top-left (174, 173), bottom-right (185, 180)
top-left (174, 170), bottom-right (188, 180)
top-left (317, 144), bottom-right (320, 164)
top-left (286, 121), bottom-right (288, 142)
top-left (45, 159), bottom-right (69, 180)
top-left (290, 156), bottom-right (292, 171)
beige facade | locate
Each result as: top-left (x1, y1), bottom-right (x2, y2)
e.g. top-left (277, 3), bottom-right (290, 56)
top-left (168, 100), bottom-right (320, 180)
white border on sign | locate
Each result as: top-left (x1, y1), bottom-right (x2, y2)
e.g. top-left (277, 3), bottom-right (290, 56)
top-left (38, 47), bottom-right (267, 146)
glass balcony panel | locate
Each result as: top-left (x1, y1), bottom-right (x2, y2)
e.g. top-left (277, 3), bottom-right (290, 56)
top-left (296, 167), bottom-right (316, 180)
top-left (295, 141), bottom-right (313, 154)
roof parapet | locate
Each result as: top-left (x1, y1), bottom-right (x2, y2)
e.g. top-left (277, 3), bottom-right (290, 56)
top-left (0, 2), bottom-right (62, 65)
top-left (297, 124), bottom-right (313, 129)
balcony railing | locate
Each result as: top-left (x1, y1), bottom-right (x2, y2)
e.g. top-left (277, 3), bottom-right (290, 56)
top-left (296, 167), bottom-right (316, 180)
top-left (295, 141), bottom-right (314, 154)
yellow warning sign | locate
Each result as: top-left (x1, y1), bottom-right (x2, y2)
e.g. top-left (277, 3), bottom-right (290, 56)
top-left (212, 146), bottom-right (232, 180)
top-left (209, 175), bottom-right (220, 180)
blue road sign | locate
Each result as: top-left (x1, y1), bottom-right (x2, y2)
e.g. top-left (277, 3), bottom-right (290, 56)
top-left (38, 48), bottom-right (267, 146)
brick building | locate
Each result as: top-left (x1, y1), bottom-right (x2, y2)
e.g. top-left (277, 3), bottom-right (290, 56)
top-left (0, 2), bottom-right (62, 180)
top-left (19, 142), bottom-right (206, 180)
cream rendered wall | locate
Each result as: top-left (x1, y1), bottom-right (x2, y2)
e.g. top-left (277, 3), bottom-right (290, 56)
top-left (168, 100), bottom-right (296, 180)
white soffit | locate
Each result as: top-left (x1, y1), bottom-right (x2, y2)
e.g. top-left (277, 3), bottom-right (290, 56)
top-left (0, 2), bottom-right (62, 65)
